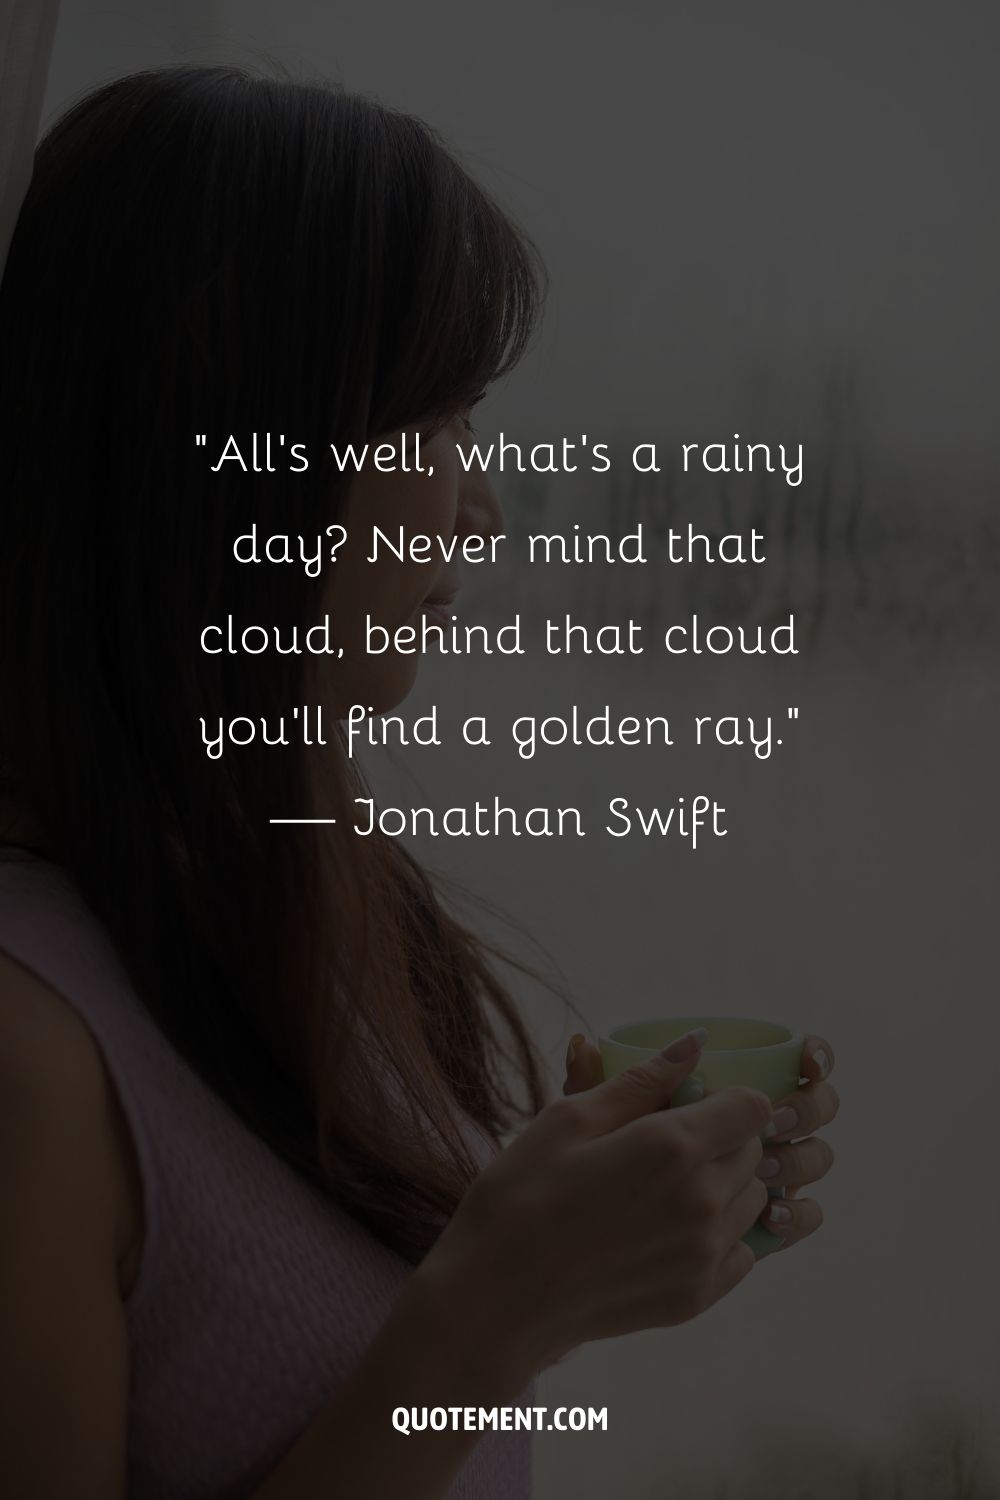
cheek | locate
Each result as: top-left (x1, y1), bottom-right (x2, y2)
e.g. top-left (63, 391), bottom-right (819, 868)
top-left (343, 463), bottom-right (457, 596)
top-left (366, 456), bottom-right (460, 612)
top-left (320, 456), bottom-right (460, 712)
top-left (376, 479), bottom-right (458, 619)
top-left (413, 437), bottom-right (461, 535)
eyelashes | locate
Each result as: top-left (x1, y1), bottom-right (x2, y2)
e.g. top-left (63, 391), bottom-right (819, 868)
top-left (418, 407), bottom-right (480, 441)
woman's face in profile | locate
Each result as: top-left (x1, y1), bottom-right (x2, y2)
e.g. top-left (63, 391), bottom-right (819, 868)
top-left (325, 414), bottom-right (503, 715)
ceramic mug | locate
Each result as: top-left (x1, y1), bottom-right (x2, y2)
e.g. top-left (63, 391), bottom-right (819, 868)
top-left (598, 1016), bottom-right (804, 1257)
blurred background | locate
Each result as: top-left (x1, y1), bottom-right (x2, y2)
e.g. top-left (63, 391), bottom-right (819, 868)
top-left (42, 3), bottom-right (1000, 1495)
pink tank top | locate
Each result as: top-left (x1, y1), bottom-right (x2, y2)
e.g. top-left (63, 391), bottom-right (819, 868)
top-left (0, 851), bottom-right (532, 1500)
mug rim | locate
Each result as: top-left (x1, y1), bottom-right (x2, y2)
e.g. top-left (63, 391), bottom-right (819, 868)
top-left (599, 1015), bottom-right (803, 1055)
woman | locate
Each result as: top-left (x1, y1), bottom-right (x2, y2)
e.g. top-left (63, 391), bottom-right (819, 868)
top-left (0, 68), bottom-right (838, 1499)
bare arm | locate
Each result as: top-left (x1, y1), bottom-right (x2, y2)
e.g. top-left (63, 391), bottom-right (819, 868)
top-left (0, 953), bottom-right (524, 1500)
top-left (0, 953), bottom-right (133, 1499)
top-left (0, 953), bottom-right (789, 1499)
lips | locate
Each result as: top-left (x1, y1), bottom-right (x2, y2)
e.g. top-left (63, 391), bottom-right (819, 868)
top-left (421, 589), bottom-right (459, 625)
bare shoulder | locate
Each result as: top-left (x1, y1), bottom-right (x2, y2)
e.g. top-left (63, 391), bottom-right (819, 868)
top-left (0, 946), bottom-right (137, 1495)
top-left (0, 946), bottom-right (111, 1102)
top-left (0, 946), bottom-right (143, 1285)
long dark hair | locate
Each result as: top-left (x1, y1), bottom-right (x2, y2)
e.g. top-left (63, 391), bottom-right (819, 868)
top-left (0, 66), bottom-right (545, 1258)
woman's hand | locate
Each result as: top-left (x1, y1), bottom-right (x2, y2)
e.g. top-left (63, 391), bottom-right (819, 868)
top-left (564, 1030), bottom-right (838, 1253)
top-left (752, 1034), bottom-right (838, 1249)
top-left (419, 1031), bottom-right (772, 1383)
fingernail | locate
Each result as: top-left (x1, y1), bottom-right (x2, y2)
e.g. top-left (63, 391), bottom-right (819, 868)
top-left (566, 1033), bottom-right (585, 1068)
top-left (756, 1156), bottom-right (781, 1181)
top-left (767, 1203), bottom-right (793, 1225)
top-left (813, 1048), bottom-right (831, 1079)
top-left (764, 1106), bottom-right (799, 1139)
top-left (664, 1027), bottom-right (709, 1063)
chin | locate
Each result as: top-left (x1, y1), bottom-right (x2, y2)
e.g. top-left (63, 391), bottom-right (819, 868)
top-left (332, 660), bottom-right (421, 720)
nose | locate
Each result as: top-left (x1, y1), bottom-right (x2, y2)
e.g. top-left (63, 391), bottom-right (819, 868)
top-left (454, 470), bottom-right (505, 544)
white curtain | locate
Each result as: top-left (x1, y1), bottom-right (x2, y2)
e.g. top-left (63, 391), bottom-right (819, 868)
top-left (0, 0), bottom-right (60, 278)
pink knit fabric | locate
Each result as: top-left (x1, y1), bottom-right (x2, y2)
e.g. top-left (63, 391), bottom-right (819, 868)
top-left (0, 852), bottom-right (531, 1499)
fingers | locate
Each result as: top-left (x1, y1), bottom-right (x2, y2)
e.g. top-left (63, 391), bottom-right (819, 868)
top-left (576, 1029), bottom-right (707, 1133)
top-left (767, 1079), bottom-right (840, 1141)
top-left (723, 1176), bottom-right (770, 1241)
top-left (563, 1035), bottom-right (604, 1096)
top-left (675, 1085), bottom-right (773, 1159)
top-left (756, 1135), bottom-right (834, 1190)
top-left (760, 1190), bottom-right (824, 1250)
top-left (713, 1134), bottom-right (765, 1204)
top-left (800, 1035), bottom-right (835, 1083)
